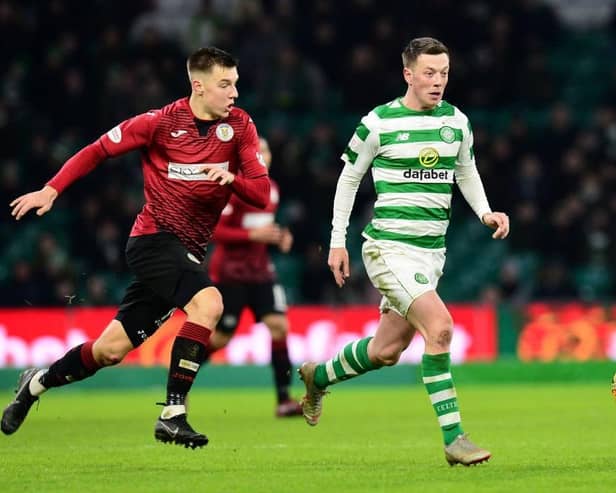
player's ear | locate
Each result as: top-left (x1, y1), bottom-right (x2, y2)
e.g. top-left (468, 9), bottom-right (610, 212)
top-left (403, 66), bottom-right (413, 85)
top-left (191, 77), bottom-right (204, 96)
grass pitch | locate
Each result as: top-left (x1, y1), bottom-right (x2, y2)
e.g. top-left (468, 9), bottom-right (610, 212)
top-left (0, 383), bottom-right (614, 493)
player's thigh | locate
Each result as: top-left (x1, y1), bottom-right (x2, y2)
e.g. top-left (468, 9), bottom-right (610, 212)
top-left (92, 319), bottom-right (135, 363)
top-left (114, 279), bottom-right (176, 348)
top-left (125, 232), bottom-right (213, 310)
top-left (405, 290), bottom-right (453, 343)
top-left (216, 283), bottom-right (249, 336)
top-left (361, 239), bottom-right (445, 318)
top-left (370, 310), bottom-right (414, 355)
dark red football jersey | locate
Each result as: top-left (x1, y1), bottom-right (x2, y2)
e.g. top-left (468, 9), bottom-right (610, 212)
top-left (47, 98), bottom-right (269, 260)
top-left (209, 180), bottom-right (281, 283)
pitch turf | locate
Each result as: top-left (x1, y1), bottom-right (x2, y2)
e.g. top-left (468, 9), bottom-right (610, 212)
top-left (1, 384), bottom-right (613, 493)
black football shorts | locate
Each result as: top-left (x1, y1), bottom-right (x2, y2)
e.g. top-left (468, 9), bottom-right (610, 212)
top-left (216, 281), bottom-right (287, 335)
top-left (115, 232), bottom-right (212, 347)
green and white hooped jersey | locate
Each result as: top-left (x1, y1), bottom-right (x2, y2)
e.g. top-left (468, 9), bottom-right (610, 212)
top-left (342, 98), bottom-right (475, 251)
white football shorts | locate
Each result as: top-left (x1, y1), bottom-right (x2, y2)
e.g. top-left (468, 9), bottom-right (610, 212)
top-left (361, 238), bottom-right (446, 317)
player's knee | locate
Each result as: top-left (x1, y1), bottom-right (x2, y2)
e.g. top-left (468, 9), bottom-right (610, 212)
top-left (95, 346), bottom-right (127, 366)
top-left (185, 287), bottom-right (224, 326)
top-left (426, 316), bottom-right (454, 350)
top-left (265, 315), bottom-right (288, 340)
top-left (210, 332), bottom-right (232, 350)
top-left (372, 346), bottom-right (402, 367)
top-left (374, 351), bottom-right (401, 366)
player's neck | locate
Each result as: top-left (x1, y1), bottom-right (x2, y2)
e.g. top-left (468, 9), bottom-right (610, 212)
top-left (188, 94), bottom-right (219, 121)
top-left (401, 92), bottom-right (436, 112)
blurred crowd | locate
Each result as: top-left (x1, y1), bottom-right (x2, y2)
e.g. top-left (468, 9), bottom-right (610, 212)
top-left (1, 0), bottom-right (615, 307)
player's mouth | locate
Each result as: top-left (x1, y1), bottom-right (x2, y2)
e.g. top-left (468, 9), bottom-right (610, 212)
top-left (428, 92), bottom-right (441, 99)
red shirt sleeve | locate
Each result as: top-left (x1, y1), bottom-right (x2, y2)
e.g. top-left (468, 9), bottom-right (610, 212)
top-left (229, 114), bottom-right (270, 208)
top-left (46, 111), bottom-right (160, 194)
top-left (212, 203), bottom-right (251, 243)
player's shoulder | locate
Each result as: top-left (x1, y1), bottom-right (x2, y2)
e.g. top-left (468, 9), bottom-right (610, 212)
top-left (365, 98), bottom-right (414, 126)
top-left (355, 100), bottom-right (397, 130)
top-left (140, 98), bottom-right (191, 128)
top-left (227, 106), bottom-right (254, 127)
top-left (440, 100), bottom-right (469, 123)
top-left (159, 97), bottom-right (190, 115)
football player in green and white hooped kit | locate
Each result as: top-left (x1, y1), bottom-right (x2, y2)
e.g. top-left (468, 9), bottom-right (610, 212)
top-left (298, 37), bottom-right (510, 467)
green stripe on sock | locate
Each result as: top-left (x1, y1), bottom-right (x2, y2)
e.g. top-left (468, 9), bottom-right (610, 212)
top-left (434, 398), bottom-right (459, 416)
top-left (314, 337), bottom-right (376, 387)
top-left (422, 353), bottom-right (463, 445)
top-left (425, 379), bottom-right (454, 394)
top-left (421, 352), bottom-right (450, 376)
top-left (355, 337), bottom-right (375, 370)
top-left (343, 344), bottom-right (364, 373)
top-left (332, 356), bottom-right (346, 380)
top-left (314, 364), bottom-right (329, 389)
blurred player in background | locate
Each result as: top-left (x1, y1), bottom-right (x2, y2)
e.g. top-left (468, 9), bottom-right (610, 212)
top-left (2, 47), bottom-right (270, 449)
top-left (207, 137), bottom-right (302, 417)
top-left (298, 37), bottom-right (509, 466)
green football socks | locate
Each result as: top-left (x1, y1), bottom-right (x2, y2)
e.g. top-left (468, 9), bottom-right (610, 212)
top-left (422, 352), bottom-right (463, 445)
top-left (313, 337), bottom-right (376, 388)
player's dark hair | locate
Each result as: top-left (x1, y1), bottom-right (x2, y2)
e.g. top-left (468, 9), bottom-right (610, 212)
top-left (187, 47), bottom-right (238, 73)
top-left (402, 37), bottom-right (449, 67)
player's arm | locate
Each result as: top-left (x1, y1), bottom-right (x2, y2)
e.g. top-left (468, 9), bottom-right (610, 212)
top-left (329, 118), bottom-right (378, 287)
top-left (278, 227), bottom-right (293, 253)
top-left (226, 116), bottom-right (270, 208)
top-left (215, 223), bottom-right (282, 244)
top-left (212, 203), bottom-right (282, 245)
top-left (455, 117), bottom-right (509, 239)
top-left (10, 112), bottom-right (159, 220)
top-left (206, 117), bottom-right (270, 207)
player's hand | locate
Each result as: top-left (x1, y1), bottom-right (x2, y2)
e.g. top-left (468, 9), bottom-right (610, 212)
top-left (328, 247), bottom-right (350, 287)
top-left (278, 227), bottom-right (293, 253)
top-left (206, 167), bottom-right (235, 185)
top-left (10, 185), bottom-right (58, 220)
top-left (249, 223), bottom-right (282, 244)
top-left (482, 211), bottom-right (510, 239)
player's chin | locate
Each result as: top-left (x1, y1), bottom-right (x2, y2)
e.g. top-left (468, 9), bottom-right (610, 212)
top-left (427, 93), bottom-right (442, 104)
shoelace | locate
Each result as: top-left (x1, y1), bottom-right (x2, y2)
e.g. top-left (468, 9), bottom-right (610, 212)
top-left (306, 389), bottom-right (329, 413)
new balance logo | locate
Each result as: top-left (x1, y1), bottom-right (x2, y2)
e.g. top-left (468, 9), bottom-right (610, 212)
top-left (170, 130), bottom-right (188, 138)
top-left (396, 132), bottom-right (410, 142)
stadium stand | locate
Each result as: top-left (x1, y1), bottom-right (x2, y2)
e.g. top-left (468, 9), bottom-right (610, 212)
top-left (1, 0), bottom-right (615, 306)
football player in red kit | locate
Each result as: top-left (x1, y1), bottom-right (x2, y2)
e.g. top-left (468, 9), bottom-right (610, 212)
top-left (208, 137), bottom-right (302, 417)
top-left (2, 47), bottom-right (269, 448)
